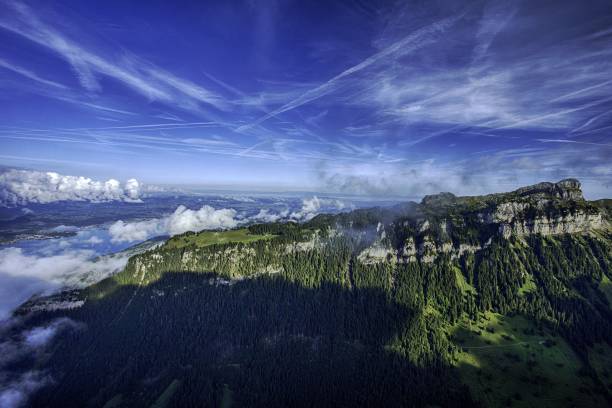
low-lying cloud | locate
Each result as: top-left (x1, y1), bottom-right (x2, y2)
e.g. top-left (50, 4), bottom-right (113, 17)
top-left (109, 198), bottom-right (349, 242)
top-left (0, 248), bottom-right (129, 319)
top-left (0, 196), bottom-right (352, 318)
top-left (250, 208), bottom-right (288, 223)
top-left (289, 196), bottom-right (347, 221)
top-left (109, 205), bottom-right (240, 242)
top-left (316, 143), bottom-right (612, 199)
top-left (0, 169), bottom-right (142, 206)
top-left (0, 371), bottom-right (49, 408)
top-left (0, 317), bottom-right (81, 408)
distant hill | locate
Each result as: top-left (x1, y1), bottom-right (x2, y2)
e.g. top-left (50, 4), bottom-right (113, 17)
top-left (18, 179), bottom-right (612, 407)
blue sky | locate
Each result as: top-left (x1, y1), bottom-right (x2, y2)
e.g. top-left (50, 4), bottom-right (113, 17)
top-left (0, 0), bottom-right (611, 198)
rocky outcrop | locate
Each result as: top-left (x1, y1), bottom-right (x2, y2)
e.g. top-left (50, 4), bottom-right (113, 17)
top-left (358, 242), bottom-right (396, 264)
top-left (414, 237), bottom-right (480, 264)
top-left (362, 179), bottom-right (607, 265)
top-left (358, 223), bottom-right (396, 264)
top-left (498, 211), bottom-right (605, 238)
top-left (515, 178), bottom-right (583, 200)
top-left (481, 179), bottom-right (606, 238)
top-left (399, 237), bottom-right (417, 263)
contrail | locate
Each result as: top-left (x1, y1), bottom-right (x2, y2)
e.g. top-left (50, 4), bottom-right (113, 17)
top-left (491, 95), bottom-right (612, 131)
top-left (471, 0), bottom-right (517, 66)
top-left (236, 14), bottom-right (464, 132)
top-left (0, 58), bottom-right (68, 89)
top-left (569, 109), bottom-right (612, 134)
top-left (550, 79), bottom-right (612, 103)
top-left (3, 122), bottom-right (219, 133)
top-left (60, 122), bottom-right (218, 131)
top-left (536, 138), bottom-right (612, 147)
top-left (571, 124), bottom-right (612, 136)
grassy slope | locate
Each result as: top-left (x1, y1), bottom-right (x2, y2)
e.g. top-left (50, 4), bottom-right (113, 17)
top-left (451, 312), bottom-right (608, 407)
top-left (454, 266), bottom-right (476, 295)
top-left (517, 274), bottom-right (536, 296)
top-left (164, 229), bottom-right (273, 249)
top-left (599, 274), bottom-right (612, 306)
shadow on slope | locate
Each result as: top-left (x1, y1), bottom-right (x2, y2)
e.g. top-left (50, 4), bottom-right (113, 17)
top-left (29, 271), bottom-right (474, 407)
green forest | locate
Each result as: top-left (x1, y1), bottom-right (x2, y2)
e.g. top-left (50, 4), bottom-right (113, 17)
top-left (20, 195), bottom-right (612, 407)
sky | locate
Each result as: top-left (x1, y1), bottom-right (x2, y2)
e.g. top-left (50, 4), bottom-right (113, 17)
top-left (0, 0), bottom-right (611, 198)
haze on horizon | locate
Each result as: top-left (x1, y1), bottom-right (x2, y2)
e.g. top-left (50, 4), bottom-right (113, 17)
top-left (1, 0), bottom-right (611, 198)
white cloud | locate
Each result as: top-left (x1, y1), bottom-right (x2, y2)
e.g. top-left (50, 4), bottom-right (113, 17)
top-left (250, 209), bottom-right (284, 223)
top-left (108, 219), bottom-right (161, 243)
top-left (0, 317), bottom-right (81, 408)
top-left (0, 169), bottom-right (142, 206)
top-left (0, 248), bottom-right (127, 286)
top-left (0, 318), bottom-right (78, 367)
top-left (109, 198), bottom-right (350, 243)
top-left (109, 205), bottom-right (240, 243)
top-left (166, 205), bottom-right (238, 235)
top-left (22, 318), bottom-right (80, 349)
top-left (0, 248), bottom-right (129, 319)
top-left (221, 194), bottom-right (256, 203)
top-left (108, 198), bottom-right (349, 243)
top-left (290, 196), bottom-right (347, 221)
top-left (83, 236), bottom-right (103, 245)
top-left (124, 178), bottom-right (140, 200)
top-left (0, 371), bottom-right (49, 408)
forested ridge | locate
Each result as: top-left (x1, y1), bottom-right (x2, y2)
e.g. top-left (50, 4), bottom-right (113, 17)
top-left (17, 180), bottom-right (612, 407)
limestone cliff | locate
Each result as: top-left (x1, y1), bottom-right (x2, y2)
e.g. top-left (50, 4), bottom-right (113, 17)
top-left (357, 179), bottom-right (608, 264)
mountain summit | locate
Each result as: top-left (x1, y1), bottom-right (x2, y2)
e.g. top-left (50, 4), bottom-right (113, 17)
top-left (422, 178), bottom-right (584, 207)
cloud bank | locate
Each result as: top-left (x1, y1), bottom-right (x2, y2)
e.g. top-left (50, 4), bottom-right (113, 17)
top-left (250, 208), bottom-right (288, 223)
top-left (0, 248), bottom-right (129, 319)
top-left (0, 169), bottom-right (141, 206)
top-left (109, 198), bottom-right (349, 242)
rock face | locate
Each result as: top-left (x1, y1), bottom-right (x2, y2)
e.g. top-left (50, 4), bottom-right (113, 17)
top-left (497, 211), bottom-right (605, 238)
top-left (358, 223), bottom-right (396, 264)
top-left (482, 179), bottom-right (605, 238)
top-left (399, 237), bottom-right (417, 263)
top-left (358, 242), bottom-right (396, 264)
top-left (515, 178), bottom-right (583, 200)
top-left (358, 178), bottom-right (608, 265)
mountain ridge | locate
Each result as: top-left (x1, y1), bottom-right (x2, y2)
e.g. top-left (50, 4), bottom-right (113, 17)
top-left (13, 179), bottom-right (612, 407)
top-left (421, 178), bottom-right (584, 206)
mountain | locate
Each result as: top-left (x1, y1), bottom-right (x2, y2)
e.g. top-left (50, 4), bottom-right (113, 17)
top-left (15, 179), bottom-right (612, 407)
